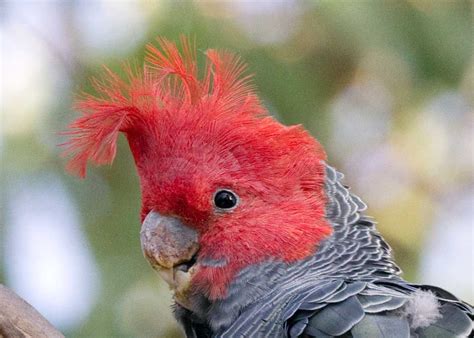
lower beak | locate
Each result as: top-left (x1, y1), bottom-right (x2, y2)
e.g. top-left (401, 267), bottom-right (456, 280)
top-left (140, 211), bottom-right (199, 308)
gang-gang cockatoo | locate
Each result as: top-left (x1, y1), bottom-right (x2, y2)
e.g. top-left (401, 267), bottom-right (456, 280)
top-left (64, 37), bottom-right (473, 337)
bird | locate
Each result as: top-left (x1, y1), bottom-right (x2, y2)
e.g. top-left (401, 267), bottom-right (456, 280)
top-left (63, 36), bottom-right (473, 337)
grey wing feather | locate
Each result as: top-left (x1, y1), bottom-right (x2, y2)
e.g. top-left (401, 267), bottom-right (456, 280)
top-left (221, 281), bottom-right (343, 337)
top-left (287, 281), bottom-right (366, 337)
top-left (357, 294), bottom-right (393, 308)
top-left (283, 280), bottom-right (344, 319)
top-left (324, 282), bottom-right (367, 303)
top-left (362, 296), bottom-right (407, 313)
top-left (300, 282), bottom-right (343, 304)
top-left (305, 296), bottom-right (365, 336)
top-left (302, 326), bottom-right (333, 338)
top-left (288, 317), bottom-right (309, 338)
top-left (351, 313), bottom-right (410, 338)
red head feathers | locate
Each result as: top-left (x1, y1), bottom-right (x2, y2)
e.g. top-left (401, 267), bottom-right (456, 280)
top-left (64, 37), bottom-right (331, 299)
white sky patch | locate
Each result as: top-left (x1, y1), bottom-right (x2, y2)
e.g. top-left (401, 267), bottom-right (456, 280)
top-left (228, 0), bottom-right (303, 45)
top-left (423, 91), bottom-right (474, 175)
top-left (1, 22), bottom-right (52, 136)
top-left (3, 1), bottom-right (72, 61)
top-left (343, 144), bottom-right (414, 209)
top-left (74, 0), bottom-right (148, 57)
top-left (4, 174), bottom-right (100, 330)
top-left (0, 28), bottom-right (4, 154)
top-left (328, 78), bottom-right (393, 164)
top-left (419, 189), bottom-right (474, 303)
top-left (1, 2), bottom-right (77, 159)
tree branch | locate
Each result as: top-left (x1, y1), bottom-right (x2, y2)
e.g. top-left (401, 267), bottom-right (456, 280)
top-left (0, 284), bottom-right (64, 338)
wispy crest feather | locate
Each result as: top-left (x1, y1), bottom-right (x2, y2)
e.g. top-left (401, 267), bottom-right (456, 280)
top-left (62, 36), bottom-right (262, 177)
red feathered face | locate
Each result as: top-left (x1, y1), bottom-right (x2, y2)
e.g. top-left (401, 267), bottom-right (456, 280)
top-left (63, 37), bottom-right (331, 304)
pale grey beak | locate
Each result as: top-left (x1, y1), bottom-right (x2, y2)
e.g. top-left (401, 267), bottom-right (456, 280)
top-left (140, 211), bottom-right (199, 308)
top-left (140, 211), bottom-right (199, 270)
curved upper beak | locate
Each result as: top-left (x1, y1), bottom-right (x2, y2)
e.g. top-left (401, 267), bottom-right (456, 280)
top-left (140, 211), bottom-right (199, 270)
top-left (140, 211), bottom-right (200, 308)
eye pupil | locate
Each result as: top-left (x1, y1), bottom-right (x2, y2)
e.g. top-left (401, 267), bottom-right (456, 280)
top-left (214, 190), bottom-right (238, 209)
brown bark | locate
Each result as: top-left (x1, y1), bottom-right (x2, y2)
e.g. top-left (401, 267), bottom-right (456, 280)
top-left (0, 284), bottom-right (64, 338)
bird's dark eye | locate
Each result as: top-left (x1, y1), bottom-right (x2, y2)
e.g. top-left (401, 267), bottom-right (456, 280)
top-left (214, 189), bottom-right (238, 210)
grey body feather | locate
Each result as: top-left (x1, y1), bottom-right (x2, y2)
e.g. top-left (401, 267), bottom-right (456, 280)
top-left (175, 164), bottom-right (473, 337)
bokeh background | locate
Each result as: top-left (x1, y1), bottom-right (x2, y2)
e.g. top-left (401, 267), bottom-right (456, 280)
top-left (1, 1), bottom-right (473, 337)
